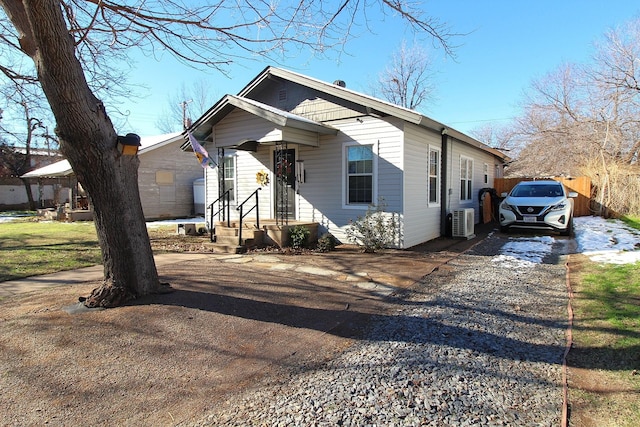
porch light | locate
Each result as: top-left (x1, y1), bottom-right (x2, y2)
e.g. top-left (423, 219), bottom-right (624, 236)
top-left (117, 133), bottom-right (141, 156)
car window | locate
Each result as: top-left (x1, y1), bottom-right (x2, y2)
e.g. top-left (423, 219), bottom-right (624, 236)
top-left (511, 184), bottom-right (564, 197)
top-left (512, 185), bottom-right (534, 197)
top-left (547, 185), bottom-right (563, 196)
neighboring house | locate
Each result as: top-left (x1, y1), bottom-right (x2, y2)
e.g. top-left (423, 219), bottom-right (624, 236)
top-left (22, 132), bottom-right (204, 220)
top-left (0, 148), bottom-right (63, 211)
top-left (187, 66), bottom-right (509, 248)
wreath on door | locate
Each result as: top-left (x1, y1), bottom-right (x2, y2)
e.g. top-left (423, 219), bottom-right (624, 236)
top-left (256, 170), bottom-right (270, 186)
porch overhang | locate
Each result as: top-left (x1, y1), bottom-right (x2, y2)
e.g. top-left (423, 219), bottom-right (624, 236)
top-left (186, 94), bottom-right (337, 151)
top-left (216, 127), bottom-right (323, 150)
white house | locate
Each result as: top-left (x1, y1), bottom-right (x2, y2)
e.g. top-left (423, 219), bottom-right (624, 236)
top-left (187, 66), bottom-right (509, 249)
top-left (22, 132), bottom-right (204, 220)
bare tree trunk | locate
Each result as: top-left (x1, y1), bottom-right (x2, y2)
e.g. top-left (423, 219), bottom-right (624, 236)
top-left (4, 0), bottom-right (162, 307)
top-left (19, 177), bottom-right (36, 210)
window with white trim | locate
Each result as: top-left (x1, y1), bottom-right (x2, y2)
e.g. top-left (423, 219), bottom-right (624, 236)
top-left (223, 155), bottom-right (235, 201)
top-left (346, 144), bottom-right (374, 204)
top-left (460, 156), bottom-right (473, 201)
top-left (483, 163), bottom-right (489, 184)
top-left (428, 147), bottom-right (440, 205)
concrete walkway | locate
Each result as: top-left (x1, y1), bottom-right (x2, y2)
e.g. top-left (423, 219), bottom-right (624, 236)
top-left (1, 222), bottom-right (495, 300)
top-left (0, 253), bottom-right (210, 298)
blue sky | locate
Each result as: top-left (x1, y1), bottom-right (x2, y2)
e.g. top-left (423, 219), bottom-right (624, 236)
top-left (119, 1), bottom-right (640, 138)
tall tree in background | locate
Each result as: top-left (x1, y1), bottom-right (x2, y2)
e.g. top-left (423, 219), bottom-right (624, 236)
top-left (155, 80), bottom-right (219, 133)
top-left (0, 0), bottom-right (457, 307)
top-left (0, 82), bottom-right (57, 209)
top-left (509, 17), bottom-right (640, 215)
top-left (374, 41), bottom-right (438, 110)
top-left (470, 123), bottom-right (517, 154)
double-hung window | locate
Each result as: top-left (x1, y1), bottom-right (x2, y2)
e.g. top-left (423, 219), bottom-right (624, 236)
top-left (222, 155), bottom-right (235, 202)
top-left (428, 147), bottom-right (440, 205)
top-left (460, 156), bottom-right (473, 201)
top-left (346, 144), bottom-right (374, 204)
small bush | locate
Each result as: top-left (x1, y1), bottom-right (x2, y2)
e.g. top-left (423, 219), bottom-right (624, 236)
top-left (345, 200), bottom-right (398, 253)
top-left (288, 225), bottom-right (310, 249)
top-left (316, 233), bottom-right (338, 252)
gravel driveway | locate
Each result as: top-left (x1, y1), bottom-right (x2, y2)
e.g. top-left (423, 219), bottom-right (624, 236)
top-left (190, 232), bottom-right (569, 426)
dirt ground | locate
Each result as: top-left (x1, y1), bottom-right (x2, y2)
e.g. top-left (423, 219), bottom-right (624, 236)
top-left (0, 238), bottom-right (473, 426)
top-left (2, 227), bottom-right (617, 426)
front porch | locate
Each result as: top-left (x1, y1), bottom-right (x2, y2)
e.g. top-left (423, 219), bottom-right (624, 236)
top-left (211, 219), bottom-right (319, 253)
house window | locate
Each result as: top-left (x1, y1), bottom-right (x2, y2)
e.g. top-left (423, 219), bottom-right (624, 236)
top-left (460, 156), bottom-right (473, 201)
top-left (483, 163), bottom-right (489, 184)
top-left (428, 147), bottom-right (440, 205)
top-left (223, 155), bottom-right (235, 201)
top-left (346, 144), bottom-right (374, 204)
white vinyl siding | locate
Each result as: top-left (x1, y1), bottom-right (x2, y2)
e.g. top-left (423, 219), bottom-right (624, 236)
top-left (205, 147), bottom-right (271, 223)
top-left (402, 123), bottom-right (441, 247)
top-left (295, 116), bottom-right (403, 244)
top-left (445, 142), bottom-right (498, 224)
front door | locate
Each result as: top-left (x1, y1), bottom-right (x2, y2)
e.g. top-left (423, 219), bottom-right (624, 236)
top-left (274, 148), bottom-right (296, 222)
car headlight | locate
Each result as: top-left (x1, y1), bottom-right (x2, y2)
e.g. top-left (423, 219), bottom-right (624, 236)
top-left (549, 201), bottom-right (568, 211)
top-left (500, 201), bottom-right (515, 212)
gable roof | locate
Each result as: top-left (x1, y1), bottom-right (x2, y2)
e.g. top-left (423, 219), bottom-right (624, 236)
top-left (189, 95), bottom-right (337, 145)
top-left (190, 66), bottom-right (508, 161)
top-left (21, 133), bottom-right (184, 178)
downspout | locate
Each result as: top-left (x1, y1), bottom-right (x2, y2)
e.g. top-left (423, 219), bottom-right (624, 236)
top-left (440, 128), bottom-right (449, 237)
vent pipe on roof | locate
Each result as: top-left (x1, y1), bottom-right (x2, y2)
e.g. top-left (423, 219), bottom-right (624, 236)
top-left (333, 80), bottom-right (346, 87)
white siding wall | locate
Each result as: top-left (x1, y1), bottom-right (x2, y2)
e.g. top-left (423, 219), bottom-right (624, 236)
top-left (204, 106), bottom-right (502, 246)
top-left (214, 109), bottom-right (278, 146)
top-left (403, 123), bottom-right (442, 247)
top-left (445, 138), bottom-right (497, 224)
top-left (296, 116), bottom-right (404, 245)
top-left (204, 147), bottom-right (271, 225)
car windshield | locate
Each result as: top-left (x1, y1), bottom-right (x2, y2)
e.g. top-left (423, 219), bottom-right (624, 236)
top-left (511, 184), bottom-right (563, 198)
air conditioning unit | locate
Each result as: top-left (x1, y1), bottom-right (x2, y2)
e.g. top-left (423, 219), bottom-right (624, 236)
top-left (452, 208), bottom-right (475, 239)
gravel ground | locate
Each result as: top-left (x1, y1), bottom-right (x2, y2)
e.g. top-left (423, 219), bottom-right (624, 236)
top-left (190, 233), bottom-right (569, 426)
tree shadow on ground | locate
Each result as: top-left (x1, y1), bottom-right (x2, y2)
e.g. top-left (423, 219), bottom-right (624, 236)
top-left (139, 288), bottom-right (568, 366)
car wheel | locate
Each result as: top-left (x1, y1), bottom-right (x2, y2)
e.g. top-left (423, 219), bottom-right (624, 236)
top-left (560, 217), bottom-right (574, 236)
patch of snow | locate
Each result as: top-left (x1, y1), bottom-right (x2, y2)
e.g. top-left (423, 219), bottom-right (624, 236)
top-left (145, 216), bottom-right (206, 228)
top-left (492, 216), bottom-right (640, 268)
top-left (492, 236), bottom-right (555, 269)
top-left (574, 216), bottom-right (640, 264)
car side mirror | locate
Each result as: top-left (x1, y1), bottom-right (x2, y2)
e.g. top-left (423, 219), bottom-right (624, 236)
top-left (568, 191), bottom-right (578, 198)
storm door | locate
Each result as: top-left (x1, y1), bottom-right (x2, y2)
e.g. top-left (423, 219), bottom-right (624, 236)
top-left (274, 146), bottom-right (296, 224)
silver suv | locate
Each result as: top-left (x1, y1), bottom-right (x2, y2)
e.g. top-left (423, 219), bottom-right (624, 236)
top-left (499, 180), bottom-right (577, 236)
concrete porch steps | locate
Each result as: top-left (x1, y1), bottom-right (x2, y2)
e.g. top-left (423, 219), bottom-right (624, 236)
top-left (211, 221), bottom-right (264, 254)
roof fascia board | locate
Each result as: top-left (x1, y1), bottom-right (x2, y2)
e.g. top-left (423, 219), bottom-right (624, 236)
top-left (138, 133), bottom-right (183, 155)
top-left (233, 66), bottom-right (509, 162)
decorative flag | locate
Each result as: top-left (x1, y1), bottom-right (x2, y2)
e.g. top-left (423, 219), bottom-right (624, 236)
top-left (187, 131), bottom-right (216, 169)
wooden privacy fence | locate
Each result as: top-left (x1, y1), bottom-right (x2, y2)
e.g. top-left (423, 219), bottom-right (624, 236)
top-left (494, 176), bottom-right (592, 217)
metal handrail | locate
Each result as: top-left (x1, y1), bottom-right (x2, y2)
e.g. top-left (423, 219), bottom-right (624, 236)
top-left (208, 189), bottom-right (232, 242)
top-left (236, 188), bottom-right (261, 246)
